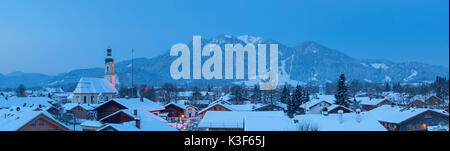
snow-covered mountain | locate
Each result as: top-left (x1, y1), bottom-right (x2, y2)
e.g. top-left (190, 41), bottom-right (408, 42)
top-left (1, 35), bottom-right (448, 88)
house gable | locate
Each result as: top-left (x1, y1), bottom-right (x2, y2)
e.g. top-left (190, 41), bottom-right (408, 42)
top-left (94, 100), bottom-right (128, 120)
top-left (18, 114), bottom-right (69, 131)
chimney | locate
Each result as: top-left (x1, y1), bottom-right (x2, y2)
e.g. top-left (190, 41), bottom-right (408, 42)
top-left (133, 109), bottom-right (138, 116)
top-left (140, 96), bottom-right (144, 102)
top-left (322, 107), bottom-right (328, 116)
top-left (135, 117), bottom-right (141, 129)
top-left (355, 109), bottom-right (361, 123)
top-left (338, 110), bottom-right (344, 124)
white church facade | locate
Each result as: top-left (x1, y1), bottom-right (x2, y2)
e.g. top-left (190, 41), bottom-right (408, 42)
top-left (72, 48), bottom-right (118, 104)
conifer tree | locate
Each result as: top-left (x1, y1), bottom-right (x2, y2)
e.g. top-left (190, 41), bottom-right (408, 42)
top-left (335, 74), bottom-right (351, 107)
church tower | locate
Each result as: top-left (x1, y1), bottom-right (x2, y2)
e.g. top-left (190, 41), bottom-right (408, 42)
top-left (104, 48), bottom-right (116, 88)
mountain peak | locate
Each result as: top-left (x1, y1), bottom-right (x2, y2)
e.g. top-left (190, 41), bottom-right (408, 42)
top-left (7, 71), bottom-right (26, 77)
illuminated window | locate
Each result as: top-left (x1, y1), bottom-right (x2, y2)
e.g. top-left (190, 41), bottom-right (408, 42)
top-left (421, 123), bottom-right (427, 129)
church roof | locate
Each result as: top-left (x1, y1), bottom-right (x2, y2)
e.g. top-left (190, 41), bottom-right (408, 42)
top-left (73, 78), bottom-right (118, 94)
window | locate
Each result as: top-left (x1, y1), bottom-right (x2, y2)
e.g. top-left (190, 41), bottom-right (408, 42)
top-left (421, 123), bottom-right (427, 129)
top-left (30, 120), bottom-right (36, 126)
top-left (38, 119), bottom-right (44, 126)
top-left (107, 66), bottom-right (110, 72)
top-left (91, 96), bottom-right (95, 104)
top-left (76, 96), bottom-right (80, 103)
top-left (83, 96), bottom-right (87, 104)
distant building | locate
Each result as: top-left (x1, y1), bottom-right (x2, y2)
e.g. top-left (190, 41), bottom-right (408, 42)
top-left (253, 103), bottom-right (287, 112)
top-left (198, 103), bottom-right (234, 118)
top-left (358, 97), bottom-right (391, 111)
top-left (62, 103), bottom-right (96, 119)
top-left (93, 97), bottom-right (165, 122)
top-left (162, 102), bottom-right (186, 119)
top-left (326, 104), bottom-right (353, 114)
top-left (425, 96), bottom-right (445, 109)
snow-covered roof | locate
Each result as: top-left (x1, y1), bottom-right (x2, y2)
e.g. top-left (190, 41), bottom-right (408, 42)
top-left (367, 105), bottom-right (449, 124)
top-left (253, 102), bottom-right (287, 110)
top-left (293, 113), bottom-right (387, 131)
top-left (164, 102), bottom-right (186, 110)
top-left (99, 109), bottom-right (135, 121)
top-left (52, 92), bottom-right (72, 97)
top-left (0, 106), bottom-right (68, 131)
top-left (357, 97), bottom-right (386, 106)
top-left (229, 104), bottom-right (264, 111)
top-left (327, 104), bottom-right (352, 112)
top-left (198, 102), bottom-right (235, 113)
top-left (62, 103), bottom-right (95, 111)
top-left (98, 113), bottom-right (177, 131)
top-left (43, 88), bottom-right (64, 93)
top-left (213, 93), bottom-right (233, 102)
top-left (427, 124), bottom-right (449, 131)
top-left (198, 111), bottom-right (291, 130)
top-left (302, 95), bottom-right (335, 109)
top-left (0, 97), bottom-right (54, 109)
top-left (73, 78), bottom-right (118, 94)
top-left (112, 98), bottom-right (165, 112)
top-left (80, 120), bottom-right (103, 127)
top-left (177, 91), bottom-right (193, 97)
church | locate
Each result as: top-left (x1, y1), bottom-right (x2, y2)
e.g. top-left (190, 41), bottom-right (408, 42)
top-left (72, 48), bottom-right (118, 104)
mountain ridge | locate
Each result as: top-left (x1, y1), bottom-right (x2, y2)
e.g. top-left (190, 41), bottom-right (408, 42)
top-left (0, 35), bottom-right (448, 88)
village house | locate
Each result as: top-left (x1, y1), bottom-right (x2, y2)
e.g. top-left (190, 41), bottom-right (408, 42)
top-left (198, 111), bottom-right (291, 131)
top-left (408, 99), bottom-right (426, 108)
top-left (62, 103), bottom-right (96, 119)
top-left (253, 103), bottom-right (287, 112)
top-left (0, 96), bottom-right (55, 109)
top-left (198, 102), bottom-right (234, 118)
top-left (292, 110), bottom-right (387, 131)
top-left (425, 96), bottom-right (445, 109)
top-left (185, 105), bottom-right (198, 118)
top-left (93, 97), bottom-right (165, 123)
top-left (97, 115), bottom-right (177, 131)
top-left (0, 106), bottom-right (69, 131)
top-left (161, 102), bottom-right (186, 122)
top-left (368, 105), bottom-right (449, 131)
top-left (52, 92), bottom-right (73, 104)
top-left (326, 104), bottom-right (353, 114)
top-left (302, 95), bottom-right (335, 114)
top-left (358, 97), bottom-right (391, 111)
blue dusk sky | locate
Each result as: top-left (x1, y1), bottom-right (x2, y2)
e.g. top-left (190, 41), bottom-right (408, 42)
top-left (0, 0), bottom-right (448, 75)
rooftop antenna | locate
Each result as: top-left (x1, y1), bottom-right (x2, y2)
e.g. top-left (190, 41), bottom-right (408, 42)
top-left (131, 48), bottom-right (134, 89)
